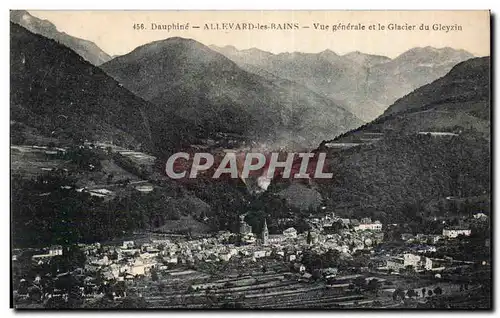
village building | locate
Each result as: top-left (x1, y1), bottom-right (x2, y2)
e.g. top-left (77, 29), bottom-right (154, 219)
top-left (262, 219), bottom-right (269, 245)
top-left (442, 227), bottom-right (472, 238)
top-left (32, 245), bottom-right (63, 260)
top-left (473, 213), bottom-right (488, 221)
top-left (354, 218), bottom-right (383, 231)
top-left (386, 253), bottom-right (433, 272)
top-left (122, 241), bottom-right (135, 249)
top-left (283, 227), bottom-right (298, 239)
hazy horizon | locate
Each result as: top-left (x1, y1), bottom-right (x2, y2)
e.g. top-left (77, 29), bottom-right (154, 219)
top-left (27, 10), bottom-right (490, 58)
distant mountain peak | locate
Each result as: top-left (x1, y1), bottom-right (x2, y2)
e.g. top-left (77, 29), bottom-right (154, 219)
top-left (396, 46), bottom-right (474, 62)
top-left (10, 10), bottom-right (111, 66)
top-left (101, 37), bottom-right (362, 149)
top-left (342, 51), bottom-right (391, 66)
top-left (320, 49), bottom-right (338, 55)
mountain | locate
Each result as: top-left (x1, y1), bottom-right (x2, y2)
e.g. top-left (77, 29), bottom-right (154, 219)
top-left (342, 51), bottom-right (391, 67)
top-left (10, 10), bottom-right (111, 66)
top-left (10, 22), bottom-right (157, 149)
top-left (101, 37), bottom-right (362, 149)
top-left (361, 47), bottom-right (476, 118)
top-left (381, 56), bottom-right (490, 120)
top-left (311, 57), bottom-right (491, 221)
top-left (208, 45), bottom-right (275, 65)
top-left (335, 57), bottom-right (490, 138)
top-left (10, 23), bottom-right (222, 245)
top-left (211, 45), bottom-right (474, 122)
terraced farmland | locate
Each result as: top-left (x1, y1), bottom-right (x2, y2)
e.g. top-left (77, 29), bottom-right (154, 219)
top-left (123, 262), bottom-right (380, 309)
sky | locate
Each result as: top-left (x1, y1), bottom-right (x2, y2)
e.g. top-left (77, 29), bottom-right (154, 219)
top-left (28, 10), bottom-right (490, 58)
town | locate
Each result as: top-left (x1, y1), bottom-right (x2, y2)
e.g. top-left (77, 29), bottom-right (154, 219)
top-left (11, 210), bottom-right (491, 309)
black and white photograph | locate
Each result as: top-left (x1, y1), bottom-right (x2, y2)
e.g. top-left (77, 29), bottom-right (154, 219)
top-left (8, 9), bottom-right (492, 310)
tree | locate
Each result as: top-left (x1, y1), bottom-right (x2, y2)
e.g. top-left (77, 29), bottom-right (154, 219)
top-left (433, 286), bottom-right (443, 295)
top-left (151, 269), bottom-right (159, 282)
top-left (405, 265), bottom-right (415, 273)
top-left (116, 297), bottom-right (148, 308)
top-left (353, 276), bottom-right (366, 289)
top-left (45, 296), bottom-right (67, 309)
top-left (106, 173), bottom-right (114, 184)
top-left (113, 281), bottom-right (127, 298)
top-left (392, 288), bottom-right (405, 301)
top-left (158, 282), bottom-right (166, 292)
top-left (366, 278), bottom-right (381, 295)
top-left (406, 289), bottom-right (418, 299)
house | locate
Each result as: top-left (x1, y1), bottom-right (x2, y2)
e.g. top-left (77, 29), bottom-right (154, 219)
top-left (219, 253), bottom-right (232, 262)
top-left (253, 250), bottom-right (267, 259)
top-left (355, 220), bottom-right (383, 231)
top-left (135, 184), bottom-right (154, 193)
top-left (122, 241), bottom-right (135, 249)
top-left (415, 234), bottom-right (441, 244)
top-left (140, 252), bottom-right (158, 259)
top-left (386, 253), bottom-right (433, 272)
top-left (267, 234), bottom-right (287, 245)
top-left (124, 273), bottom-right (135, 281)
top-left (164, 256), bottom-right (178, 264)
top-left (302, 272), bottom-right (312, 279)
top-left (49, 245), bottom-right (63, 256)
top-left (293, 263), bottom-right (306, 273)
top-left (415, 245), bottom-right (437, 253)
top-left (102, 270), bottom-right (115, 281)
top-left (340, 219), bottom-right (351, 226)
top-left (473, 213), bottom-right (488, 221)
top-left (442, 227), bottom-right (471, 238)
top-left (131, 259), bottom-right (145, 276)
top-left (93, 255), bottom-right (110, 266)
top-left (283, 227), bottom-right (298, 239)
top-left (151, 239), bottom-right (171, 246)
top-left (32, 245), bottom-right (64, 260)
top-left (119, 264), bottom-right (131, 274)
top-left (239, 215), bottom-right (253, 235)
top-left (122, 248), bottom-right (141, 256)
top-left (321, 267), bottom-right (338, 278)
top-left (241, 232), bottom-right (256, 244)
top-left (401, 233), bottom-right (415, 242)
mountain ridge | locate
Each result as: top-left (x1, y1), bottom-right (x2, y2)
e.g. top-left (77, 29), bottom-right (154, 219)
top-left (101, 36), bottom-right (363, 149)
top-left (10, 10), bottom-right (112, 66)
top-left (211, 44), bottom-right (475, 122)
top-left (10, 22), bottom-right (160, 150)
top-left (308, 56), bottom-right (491, 221)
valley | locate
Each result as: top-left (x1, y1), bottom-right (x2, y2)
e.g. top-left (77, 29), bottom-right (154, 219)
top-left (9, 10), bottom-right (491, 310)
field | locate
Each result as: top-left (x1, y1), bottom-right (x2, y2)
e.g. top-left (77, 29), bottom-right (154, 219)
top-left (11, 146), bottom-right (69, 178)
top-left (112, 256), bottom-right (490, 309)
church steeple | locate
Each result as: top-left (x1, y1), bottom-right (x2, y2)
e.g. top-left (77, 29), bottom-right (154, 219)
top-left (262, 219), bottom-right (269, 245)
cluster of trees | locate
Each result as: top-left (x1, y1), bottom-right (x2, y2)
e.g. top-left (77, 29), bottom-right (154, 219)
top-left (11, 174), bottom-right (199, 247)
top-left (318, 133), bottom-right (490, 224)
top-left (12, 151), bottom-right (320, 247)
top-left (392, 286), bottom-right (443, 301)
top-left (300, 249), bottom-right (370, 274)
top-left (113, 152), bottom-right (152, 179)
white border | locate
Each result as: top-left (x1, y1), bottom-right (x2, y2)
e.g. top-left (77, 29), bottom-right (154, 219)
top-left (1, 1), bottom-right (498, 317)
